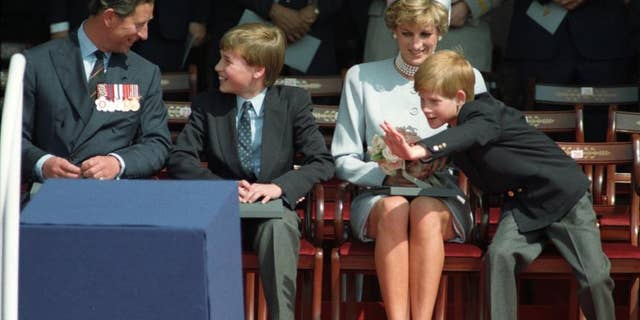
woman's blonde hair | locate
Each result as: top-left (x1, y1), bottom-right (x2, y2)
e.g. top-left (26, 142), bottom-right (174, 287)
top-left (220, 23), bottom-right (286, 87)
top-left (384, 0), bottom-right (449, 36)
top-left (414, 50), bottom-right (475, 101)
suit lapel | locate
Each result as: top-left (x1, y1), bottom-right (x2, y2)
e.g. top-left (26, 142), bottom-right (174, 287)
top-left (74, 53), bottom-right (129, 149)
top-left (214, 93), bottom-right (246, 177)
top-left (258, 88), bottom-right (284, 181)
top-left (50, 35), bottom-right (92, 125)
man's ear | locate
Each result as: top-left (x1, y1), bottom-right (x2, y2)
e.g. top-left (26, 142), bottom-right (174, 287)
top-left (103, 9), bottom-right (118, 28)
top-left (455, 89), bottom-right (467, 104)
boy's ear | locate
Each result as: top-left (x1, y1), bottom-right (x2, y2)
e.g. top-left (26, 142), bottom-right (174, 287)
top-left (252, 65), bottom-right (266, 80)
top-left (455, 89), bottom-right (467, 104)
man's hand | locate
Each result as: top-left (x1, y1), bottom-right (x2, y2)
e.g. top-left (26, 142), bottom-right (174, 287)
top-left (269, 3), bottom-right (311, 43)
top-left (80, 155), bottom-right (121, 180)
top-left (553, 0), bottom-right (585, 10)
top-left (42, 156), bottom-right (82, 179)
top-left (450, 1), bottom-right (470, 28)
top-left (380, 121), bottom-right (429, 161)
top-left (238, 180), bottom-right (283, 204)
top-left (188, 22), bottom-right (207, 47)
top-left (299, 4), bottom-right (319, 25)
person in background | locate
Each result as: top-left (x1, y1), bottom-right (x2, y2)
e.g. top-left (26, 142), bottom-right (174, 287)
top-left (167, 23), bottom-right (334, 320)
top-left (382, 49), bottom-right (615, 320)
top-left (331, 1), bottom-right (487, 318)
top-left (506, 0), bottom-right (637, 140)
top-left (22, 0), bottom-right (171, 183)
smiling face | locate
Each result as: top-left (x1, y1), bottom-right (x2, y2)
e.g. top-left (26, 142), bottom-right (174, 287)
top-left (393, 22), bottom-right (439, 67)
top-left (104, 3), bottom-right (153, 53)
top-left (419, 89), bottom-right (465, 128)
top-left (215, 49), bottom-right (265, 98)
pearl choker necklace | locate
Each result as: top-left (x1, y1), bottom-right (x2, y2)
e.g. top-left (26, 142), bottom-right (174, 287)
top-left (394, 53), bottom-right (420, 79)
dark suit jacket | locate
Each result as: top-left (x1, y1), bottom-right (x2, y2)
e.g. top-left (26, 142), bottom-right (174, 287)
top-left (507, 0), bottom-right (634, 61)
top-left (22, 33), bottom-right (172, 181)
top-left (418, 94), bottom-right (590, 232)
top-left (167, 86), bottom-right (335, 206)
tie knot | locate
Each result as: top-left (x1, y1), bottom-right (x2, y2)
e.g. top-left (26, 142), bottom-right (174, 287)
top-left (94, 50), bottom-right (105, 60)
top-left (242, 100), bottom-right (253, 112)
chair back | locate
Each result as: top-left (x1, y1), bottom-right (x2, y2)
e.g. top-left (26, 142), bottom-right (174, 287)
top-left (557, 136), bottom-right (640, 245)
top-left (524, 106), bottom-right (585, 142)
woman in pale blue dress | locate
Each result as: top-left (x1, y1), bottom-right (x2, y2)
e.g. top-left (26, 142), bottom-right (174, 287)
top-left (331, 0), bottom-right (487, 318)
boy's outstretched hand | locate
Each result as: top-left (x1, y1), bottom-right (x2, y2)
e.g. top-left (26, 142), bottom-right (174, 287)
top-left (380, 121), bottom-right (429, 161)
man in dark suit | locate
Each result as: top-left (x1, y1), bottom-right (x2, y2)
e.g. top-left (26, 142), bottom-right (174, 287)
top-left (132, 0), bottom-right (209, 71)
top-left (506, 0), bottom-right (637, 140)
top-left (22, 0), bottom-right (171, 183)
top-left (167, 23), bottom-right (334, 320)
top-left (382, 50), bottom-right (615, 320)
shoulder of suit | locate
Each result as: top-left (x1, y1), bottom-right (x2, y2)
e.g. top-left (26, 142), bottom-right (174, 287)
top-left (123, 50), bottom-right (158, 70)
top-left (270, 84), bottom-right (309, 98)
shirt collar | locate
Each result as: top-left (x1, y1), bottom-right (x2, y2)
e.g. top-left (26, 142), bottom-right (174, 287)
top-left (237, 88), bottom-right (268, 116)
top-left (77, 22), bottom-right (112, 62)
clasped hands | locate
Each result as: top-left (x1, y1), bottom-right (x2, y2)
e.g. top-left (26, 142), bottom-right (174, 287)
top-left (238, 180), bottom-right (283, 204)
top-left (269, 3), bottom-right (318, 43)
top-left (42, 155), bottom-right (121, 180)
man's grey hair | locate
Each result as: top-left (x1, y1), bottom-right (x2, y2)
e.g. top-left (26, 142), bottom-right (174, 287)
top-left (88, 0), bottom-right (154, 17)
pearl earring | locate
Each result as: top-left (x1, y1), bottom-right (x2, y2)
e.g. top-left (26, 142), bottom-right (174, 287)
top-left (392, 33), bottom-right (397, 39)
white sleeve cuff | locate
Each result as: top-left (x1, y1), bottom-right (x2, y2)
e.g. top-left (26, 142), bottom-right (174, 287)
top-left (108, 153), bottom-right (126, 179)
top-left (35, 154), bottom-right (55, 181)
top-left (50, 22), bottom-right (70, 34)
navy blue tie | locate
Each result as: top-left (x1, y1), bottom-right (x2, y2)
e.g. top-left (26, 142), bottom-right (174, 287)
top-left (238, 101), bottom-right (254, 175)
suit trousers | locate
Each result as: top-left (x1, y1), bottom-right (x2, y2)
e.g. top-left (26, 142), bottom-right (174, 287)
top-left (486, 192), bottom-right (615, 320)
top-left (243, 209), bottom-right (301, 320)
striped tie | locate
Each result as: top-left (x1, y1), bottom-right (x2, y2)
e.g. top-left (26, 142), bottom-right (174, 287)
top-left (88, 50), bottom-right (105, 98)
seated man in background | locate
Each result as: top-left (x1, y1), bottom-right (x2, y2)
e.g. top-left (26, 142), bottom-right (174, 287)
top-left (22, 0), bottom-right (172, 183)
top-left (167, 23), bottom-right (334, 320)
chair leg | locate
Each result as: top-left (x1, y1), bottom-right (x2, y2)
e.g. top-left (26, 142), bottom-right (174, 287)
top-left (245, 272), bottom-right (256, 320)
top-left (312, 248), bottom-right (324, 320)
top-left (331, 248), bottom-right (341, 320)
top-left (434, 274), bottom-right (448, 320)
top-left (453, 275), bottom-right (464, 320)
top-left (258, 278), bottom-right (268, 320)
top-left (570, 278), bottom-right (581, 320)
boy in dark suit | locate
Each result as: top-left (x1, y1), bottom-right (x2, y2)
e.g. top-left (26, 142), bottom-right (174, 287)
top-left (381, 50), bottom-right (615, 320)
top-left (167, 23), bottom-right (334, 320)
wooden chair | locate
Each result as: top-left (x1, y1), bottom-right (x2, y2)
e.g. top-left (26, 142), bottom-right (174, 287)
top-left (526, 81), bottom-right (639, 111)
top-left (275, 75), bottom-right (343, 101)
top-left (518, 137), bottom-right (640, 320)
top-left (165, 100), bottom-right (191, 143)
top-left (243, 183), bottom-right (325, 320)
top-left (160, 65), bottom-right (198, 101)
top-left (330, 174), bottom-right (487, 320)
top-left (524, 106), bottom-right (585, 142)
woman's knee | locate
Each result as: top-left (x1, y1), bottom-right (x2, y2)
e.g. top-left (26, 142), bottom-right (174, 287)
top-left (367, 197), bottom-right (410, 239)
top-left (409, 197), bottom-right (453, 239)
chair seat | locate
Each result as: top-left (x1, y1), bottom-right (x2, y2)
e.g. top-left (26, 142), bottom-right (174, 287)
top-left (602, 243), bottom-right (640, 260)
top-left (338, 241), bottom-right (482, 258)
top-left (600, 215), bottom-right (630, 227)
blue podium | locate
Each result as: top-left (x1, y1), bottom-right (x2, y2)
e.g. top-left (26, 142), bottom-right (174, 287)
top-left (19, 179), bottom-right (243, 320)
